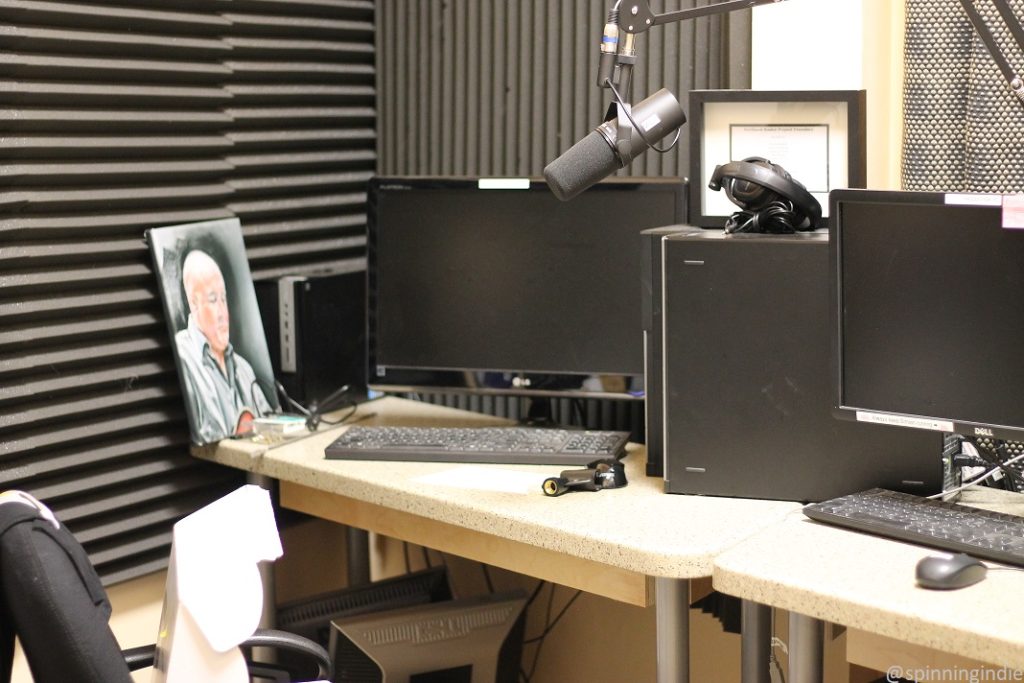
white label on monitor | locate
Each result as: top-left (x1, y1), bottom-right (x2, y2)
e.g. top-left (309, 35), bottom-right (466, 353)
top-left (478, 178), bottom-right (530, 190)
top-left (944, 193), bottom-right (1002, 207)
top-left (1002, 194), bottom-right (1024, 229)
top-left (855, 411), bottom-right (954, 432)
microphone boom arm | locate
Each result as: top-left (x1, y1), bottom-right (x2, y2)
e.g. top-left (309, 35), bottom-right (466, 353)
top-left (616, 0), bottom-right (786, 36)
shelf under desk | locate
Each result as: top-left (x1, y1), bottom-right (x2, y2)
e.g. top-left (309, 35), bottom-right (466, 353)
top-left (194, 396), bottom-right (800, 682)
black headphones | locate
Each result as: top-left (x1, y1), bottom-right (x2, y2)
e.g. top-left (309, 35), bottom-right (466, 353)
top-left (708, 157), bottom-right (822, 233)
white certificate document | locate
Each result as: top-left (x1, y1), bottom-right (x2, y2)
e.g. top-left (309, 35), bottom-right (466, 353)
top-left (729, 124), bottom-right (830, 193)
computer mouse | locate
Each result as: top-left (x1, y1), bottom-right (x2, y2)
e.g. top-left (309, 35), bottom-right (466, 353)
top-left (915, 553), bottom-right (987, 590)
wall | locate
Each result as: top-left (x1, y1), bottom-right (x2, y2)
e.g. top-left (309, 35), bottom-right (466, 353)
top-left (375, 0), bottom-right (751, 180)
top-left (752, 0), bottom-right (907, 188)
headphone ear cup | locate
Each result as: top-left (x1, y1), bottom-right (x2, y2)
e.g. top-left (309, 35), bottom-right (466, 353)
top-left (724, 173), bottom-right (777, 210)
top-left (721, 158), bottom-right (783, 211)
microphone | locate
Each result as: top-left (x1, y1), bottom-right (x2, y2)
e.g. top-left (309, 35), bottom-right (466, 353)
top-left (543, 88), bottom-right (685, 201)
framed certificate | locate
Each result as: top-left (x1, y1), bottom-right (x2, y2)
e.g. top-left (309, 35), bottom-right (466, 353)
top-left (688, 90), bottom-right (866, 227)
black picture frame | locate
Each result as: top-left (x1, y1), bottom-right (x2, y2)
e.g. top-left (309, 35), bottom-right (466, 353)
top-left (688, 89), bottom-right (867, 228)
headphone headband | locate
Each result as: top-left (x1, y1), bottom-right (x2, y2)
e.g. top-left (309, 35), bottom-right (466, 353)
top-left (709, 158), bottom-right (822, 230)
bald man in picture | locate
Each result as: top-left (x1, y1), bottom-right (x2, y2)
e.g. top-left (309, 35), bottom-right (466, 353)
top-left (174, 249), bottom-right (273, 443)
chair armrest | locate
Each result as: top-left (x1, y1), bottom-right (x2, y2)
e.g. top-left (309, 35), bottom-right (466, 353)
top-left (121, 630), bottom-right (331, 682)
top-left (243, 628), bottom-right (333, 682)
top-left (122, 644), bottom-right (156, 671)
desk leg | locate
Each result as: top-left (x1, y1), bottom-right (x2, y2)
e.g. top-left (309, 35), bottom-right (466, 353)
top-left (741, 601), bottom-right (771, 683)
top-left (788, 613), bottom-right (823, 683)
top-left (655, 577), bottom-right (689, 683)
top-left (346, 527), bottom-right (371, 585)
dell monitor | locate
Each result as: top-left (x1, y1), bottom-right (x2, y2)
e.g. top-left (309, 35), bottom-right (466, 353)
top-left (831, 189), bottom-right (1024, 445)
top-left (367, 176), bottom-right (686, 404)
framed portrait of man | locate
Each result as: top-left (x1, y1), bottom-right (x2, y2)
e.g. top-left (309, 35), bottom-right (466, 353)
top-left (147, 218), bottom-right (280, 445)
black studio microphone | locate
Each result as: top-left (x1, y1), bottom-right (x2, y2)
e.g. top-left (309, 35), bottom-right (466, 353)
top-left (543, 88), bottom-right (685, 201)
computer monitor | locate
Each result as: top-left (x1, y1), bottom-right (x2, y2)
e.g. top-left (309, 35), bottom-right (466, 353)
top-left (275, 566), bottom-right (451, 652)
top-left (367, 176), bottom-right (687, 402)
top-left (831, 189), bottom-right (1024, 444)
top-left (329, 592), bottom-right (527, 683)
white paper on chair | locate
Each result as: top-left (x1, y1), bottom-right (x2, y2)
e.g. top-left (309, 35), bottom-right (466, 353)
top-left (152, 485), bottom-right (282, 683)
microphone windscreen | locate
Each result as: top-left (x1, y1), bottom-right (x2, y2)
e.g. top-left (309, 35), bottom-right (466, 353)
top-left (543, 130), bottom-right (619, 201)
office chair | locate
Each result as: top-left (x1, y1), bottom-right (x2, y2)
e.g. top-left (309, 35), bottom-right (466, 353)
top-left (0, 491), bottom-right (332, 683)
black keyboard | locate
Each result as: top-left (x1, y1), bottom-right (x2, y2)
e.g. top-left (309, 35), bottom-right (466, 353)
top-left (804, 488), bottom-right (1024, 567)
top-left (324, 425), bottom-right (630, 465)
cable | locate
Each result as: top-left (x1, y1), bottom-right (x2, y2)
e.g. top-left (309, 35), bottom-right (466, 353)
top-left (989, 441), bottom-right (1024, 492)
top-left (603, 78), bottom-right (681, 154)
top-left (522, 589), bottom-right (582, 645)
top-left (274, 381), bottom-right (359, 431)
top-left (522, 587), bottom-right (585, 681)
top-left (402, 542), bottom-right (411, 574)
top-left (724, 199), bottom-right (800, 235)
top-left (481, 564), bottom-right (495, 593)
top-left (928, 450), bottom-right (1024, 498)
top-left (524, 583), bottom-right (558, 681)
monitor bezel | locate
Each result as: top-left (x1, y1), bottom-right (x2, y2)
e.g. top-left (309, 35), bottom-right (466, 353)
top-left (365, 175), bottom-right (687, 401)
top-left (830, 188), bottom-right (1024, 442)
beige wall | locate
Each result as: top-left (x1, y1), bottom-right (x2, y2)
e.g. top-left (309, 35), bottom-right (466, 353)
top-left (752, 0), bottom-right (906, 188)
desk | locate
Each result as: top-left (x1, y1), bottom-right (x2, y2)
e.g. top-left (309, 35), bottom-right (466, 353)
top-left (194, 396), bottom-right (800, 683)
top-left (713, 491), bottom-right (1024, 682)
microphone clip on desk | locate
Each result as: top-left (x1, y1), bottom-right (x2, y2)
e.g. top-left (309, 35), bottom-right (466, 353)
top-left (542, 458), bottom-right (628, 497)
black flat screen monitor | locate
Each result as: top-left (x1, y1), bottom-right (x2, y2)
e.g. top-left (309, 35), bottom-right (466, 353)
top-left (832, 189), bottom-right (1024, 442)
top-left (367, 176), bottom-right (686, 400)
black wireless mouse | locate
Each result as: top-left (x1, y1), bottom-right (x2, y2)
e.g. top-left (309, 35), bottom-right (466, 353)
top-left (915, 553), bottom-right (988, 590)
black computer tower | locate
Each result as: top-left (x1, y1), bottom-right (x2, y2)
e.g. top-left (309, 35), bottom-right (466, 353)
top-left (641, 225), bottom-right (704, 477)
top-left (255, 269), bottom-right (367, 406)
top-left (650, 230), bottom-right (943, 501)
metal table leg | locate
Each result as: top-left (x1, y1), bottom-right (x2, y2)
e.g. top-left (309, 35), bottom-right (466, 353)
top-left (655, 577), bottom-right (689, 683)
top-left (741, 601), bottom-right (772, 683)
top-left (346, 527), bottom-right (371, 586)
top-left (788, 612), bottom-right (824, 683)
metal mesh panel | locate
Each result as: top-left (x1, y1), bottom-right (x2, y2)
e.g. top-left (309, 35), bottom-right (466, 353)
top-left (903, 0), bottom-right (1024, 192)
top-left (0, 0), bottom-right (375, 584)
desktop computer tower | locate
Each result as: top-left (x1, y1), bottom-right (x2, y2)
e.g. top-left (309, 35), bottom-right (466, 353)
top-left (648, 230), bottom-right (943, 501)
top-left (641, 225), bottom-right (704, 477)
top-left (254, 269), bottom-right (367, 406)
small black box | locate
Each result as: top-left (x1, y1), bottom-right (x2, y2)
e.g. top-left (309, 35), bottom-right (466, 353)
top-left (255, 270), bottom-right (366, 406)
top-left (648, 230), bottom-right (943, 501)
